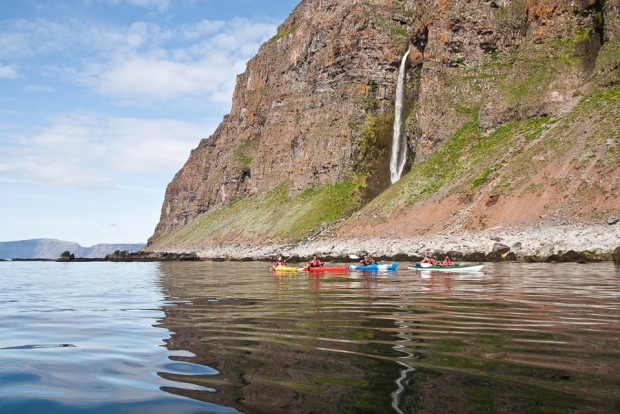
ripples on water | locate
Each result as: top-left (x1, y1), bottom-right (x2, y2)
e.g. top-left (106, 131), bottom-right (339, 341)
top-left (0, 261), bottom-right (618, 413)
top-left (0, 262), bottom-right (234, 414)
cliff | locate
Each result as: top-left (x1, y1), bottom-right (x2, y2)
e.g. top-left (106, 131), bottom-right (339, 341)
top-left (147, 0), bottom-right (619, 256)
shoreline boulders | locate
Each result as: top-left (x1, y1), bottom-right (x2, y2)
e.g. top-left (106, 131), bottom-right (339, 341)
top-left (45, 245), bottom-right (619, 263)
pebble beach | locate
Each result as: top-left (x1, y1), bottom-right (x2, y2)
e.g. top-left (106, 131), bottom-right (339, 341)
top-left (178, 222), bottom-right (620, 262)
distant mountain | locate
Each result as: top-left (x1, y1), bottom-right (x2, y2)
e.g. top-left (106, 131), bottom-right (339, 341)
top-left (0, 239), bottom-right (144, 260)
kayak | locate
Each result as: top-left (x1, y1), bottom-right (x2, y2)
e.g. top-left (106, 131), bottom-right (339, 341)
top-left (303, 265), bottom-right (349, 272)
top-left (408, 263), bottom-right (484, 273)
top-left (269, 265), bottom-right (299, 272)
top-left (349, 263), bottom-right (399, 271)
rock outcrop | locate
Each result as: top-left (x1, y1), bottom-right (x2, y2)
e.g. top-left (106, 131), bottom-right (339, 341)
top-left (148, 0), bottom-right (619, 255)
top-left (56, 251), bottom-right (75, 262)
top-left (104, 250), bottom-right (200, 262)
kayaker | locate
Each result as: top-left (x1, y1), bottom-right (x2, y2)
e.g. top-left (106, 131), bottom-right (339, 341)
top-left (441, 256), bottom-right (454, 266)
top-left (273, 255), bottom-right (287, 268)
top-left (359, 254), bottom-right (376, 265)
top-left (421, 255), bottom-right (436, 265)
top-left (304, 254), bottom-right (323, 270)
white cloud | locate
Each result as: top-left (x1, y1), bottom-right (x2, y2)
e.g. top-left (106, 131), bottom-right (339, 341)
top-left (0, 19), bottom-right (77, 60)
top-left (0, 15), bottom-right (277, 105)
top-left (0, 10), bottom-right (279, 188)
top-left (24, 84), bottom-right (55, 93)
top-left (130, 0), bottom-right (171, 12)
top-left (180, 20), bottom-right (226, 40)
top-left (100, 0), bottom-right (172, 13)
top-left (0, 63), bottom-right (17, 79)
top-left (0, 112), bottom-right (214, 187)
top-left (81, 18), bottom-right (277, 104)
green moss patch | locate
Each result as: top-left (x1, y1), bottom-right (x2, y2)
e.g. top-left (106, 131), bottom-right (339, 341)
top-left (354, 113), bottom-right (394, 173)
top-left (151, 177), bottom-right (365, 248)
top-left (233, 138), bottom-right (259, 168)
top-left (352, 114), bottom-right (553, 218)
top-left (269, 24), bottom-right (298, 44)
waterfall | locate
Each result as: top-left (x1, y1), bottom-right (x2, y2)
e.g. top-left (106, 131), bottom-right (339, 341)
top-left (390, 48), bottom-right (410, 184)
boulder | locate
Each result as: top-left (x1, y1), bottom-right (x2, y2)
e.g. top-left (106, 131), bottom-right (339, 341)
top-left (614, 247), bottom-right (620, 264)
top-left (464, 252), bottom-right (486, 262)
top-left (393, 253), bottom-right (409, 262)
top-left (559, 250), bottom-right (580, 262)
top-left (492, 243), bottom-right (510, 255)
top-left (486, 251), bottom-right (503, 262)
top-left (287, 255), bottom-right (301, 263)
top-left (446, 251), bottom-right (464, 259)
top-left (537, 244), bottom-right (554, 257)
top-left (503, 252), bottom-right (517, 261)
top-left (408, 254), bottom-right (424, 262)
top-left (57, 251), bottom-right (75, 262)
top-left (577, 250), bottom-right (598, 263)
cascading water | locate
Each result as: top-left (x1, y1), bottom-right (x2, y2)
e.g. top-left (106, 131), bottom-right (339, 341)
top-left (390, 48), bottom-right (410, 184)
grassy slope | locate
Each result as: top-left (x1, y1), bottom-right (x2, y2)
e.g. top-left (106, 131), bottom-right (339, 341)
top-left (148, 177), bottom-right (365, 250)
top-left (338, 84), bottom-right (619, 235)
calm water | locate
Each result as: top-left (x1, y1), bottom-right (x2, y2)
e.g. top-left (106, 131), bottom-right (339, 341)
top-left (0, 261), bottom-right (618, 413)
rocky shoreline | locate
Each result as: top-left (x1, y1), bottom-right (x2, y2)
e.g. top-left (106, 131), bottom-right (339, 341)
top-left (36, 223), bottom-right (619, 263)
top-left (149, 223), bottom-right (620, 264)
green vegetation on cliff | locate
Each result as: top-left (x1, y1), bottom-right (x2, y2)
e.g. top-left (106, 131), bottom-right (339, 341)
top-left (346, 83), bottom-right (619, 229)
top-left (269, 24), bottom-right (298, 43)
top-left (149, 176), bottom-right (365, 249)
top-left (357, 115), bottom-right (553, 217)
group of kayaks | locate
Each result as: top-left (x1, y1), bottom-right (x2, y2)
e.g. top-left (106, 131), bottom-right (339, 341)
top-left (269, 262), bottom-right (484, 273)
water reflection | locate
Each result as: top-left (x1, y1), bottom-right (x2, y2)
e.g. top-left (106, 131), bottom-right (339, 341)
top-left (0, 261), bottom-right (239, 414)
top-left (157, 261), bottom-right (620, 413)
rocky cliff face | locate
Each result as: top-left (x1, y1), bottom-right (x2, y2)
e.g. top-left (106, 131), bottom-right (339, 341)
top-left (148, 0), bottom-right (619, 251)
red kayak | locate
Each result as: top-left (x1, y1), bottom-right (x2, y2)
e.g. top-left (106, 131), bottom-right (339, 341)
top-left (304, 266), bottom-right (348, 272)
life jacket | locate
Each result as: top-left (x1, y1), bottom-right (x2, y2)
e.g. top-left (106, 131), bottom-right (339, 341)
top-left (310, 258), bottom-right (321, 267)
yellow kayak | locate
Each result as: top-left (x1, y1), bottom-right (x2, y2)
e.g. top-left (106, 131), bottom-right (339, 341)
top-left (269, 265), bottom-right (299, 273)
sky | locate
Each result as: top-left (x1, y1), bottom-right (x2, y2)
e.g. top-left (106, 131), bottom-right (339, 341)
top-left (0, 0), bottom-right (299, 246)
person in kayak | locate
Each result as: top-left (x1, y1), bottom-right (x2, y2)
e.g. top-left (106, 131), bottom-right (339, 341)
top-left (304, 255), bottom-right (323, 270)
top-left (359, 254), bottom-right (376, 265)
top-left (273, 255), bottom-right (287, 268)
top-left (441, 255), bottom-right (454, 266)
top-left (421, 255), bottom-right (436, 265)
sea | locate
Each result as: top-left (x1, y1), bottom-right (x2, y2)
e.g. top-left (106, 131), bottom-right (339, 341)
top-left (0, 260), bottom-right (618, 413)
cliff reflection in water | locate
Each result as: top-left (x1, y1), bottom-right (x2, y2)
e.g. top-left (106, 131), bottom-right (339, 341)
top-left (155, 262), bottom-right (620, 413)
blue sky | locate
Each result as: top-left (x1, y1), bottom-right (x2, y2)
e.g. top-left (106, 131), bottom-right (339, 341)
top-left (0, 0), bottom-right (299, 246)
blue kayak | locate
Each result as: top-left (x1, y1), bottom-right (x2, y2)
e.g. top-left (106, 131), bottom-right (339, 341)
top-left (349, 263), bottom-right (399, 271)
